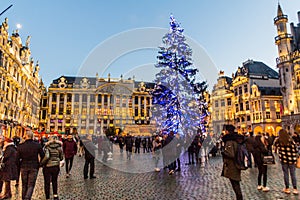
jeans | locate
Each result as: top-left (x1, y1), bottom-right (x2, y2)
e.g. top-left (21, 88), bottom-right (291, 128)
top-left (229, 179), bottom-right (243, 200)
top-left (84, 158), bottom-right (95, 178)
top-left (65, 157), bottom-right (74, 174)
top-left (282, 163), bottom-right (297, 189)
top-left (20, 168), bottom-right (39, 200)
top-left (153, 153), bottom-right (160, 168)
top-left (43, 166), bottom-right (60, 199)
top-left (258, 165), bottom-right (268, 187)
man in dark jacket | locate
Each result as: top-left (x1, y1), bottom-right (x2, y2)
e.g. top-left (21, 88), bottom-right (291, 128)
top-left (221, 125), bottom-right (244, 200)
top-left (17, 130), bottom-right (45, 200)
top-left (125, 134), bottom-right (134, 160)
top-left (82, 136), bottom-right (97, 179)
top-left (245, 131), bottom-right (256, 168)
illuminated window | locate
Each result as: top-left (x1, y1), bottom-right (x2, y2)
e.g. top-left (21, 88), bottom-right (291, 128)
top-left (227, 98), bottom-right (231, 106)
top-left (266, 112), bottom-right (271, 119)
top-left (276, 112), bottom-right (281, 119)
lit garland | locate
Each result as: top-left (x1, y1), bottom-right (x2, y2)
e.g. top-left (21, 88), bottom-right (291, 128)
top-left (151, 15), bottom-right (209, 136)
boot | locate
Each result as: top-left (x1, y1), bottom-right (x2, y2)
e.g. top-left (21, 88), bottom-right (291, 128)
top-left (0, 181), bottom-right (11, 199)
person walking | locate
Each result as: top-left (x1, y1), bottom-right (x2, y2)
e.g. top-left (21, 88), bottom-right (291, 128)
top-left (274, 129), bottom-right (299, 195)
top-left (135, 137), bottom-right (141, 154)
top-left (253, 133), bottom-right (270, 192)
top-left (63, 134), bottom-right (77, 178)
top-left (221, 124), bottom-right (244, 200)
top-left (152, 135), bottom-right (162, 172)
top-left (125, 134), bottom-right (134, 160)
top-left (82, 137), bottom-right (97, 179)
top-left (17, 130), bottom-right (45, 200)
top-left (41, 135), bottom-right (64, 200)
top-left (0, 137), bottom-right (18, 199)
top-left (245, 132), bottom-right (256, 168)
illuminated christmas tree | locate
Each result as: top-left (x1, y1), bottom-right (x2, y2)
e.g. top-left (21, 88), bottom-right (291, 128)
top-left (151, 15), bottom-right (208, 136)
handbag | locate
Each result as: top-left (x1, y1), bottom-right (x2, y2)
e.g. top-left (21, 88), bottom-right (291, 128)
top-left (296, 156), bottom-right (300, 168)
top-left (0, 155), bottom-right (5, 170)
top-left (263, 151), bottom-right (275, 165)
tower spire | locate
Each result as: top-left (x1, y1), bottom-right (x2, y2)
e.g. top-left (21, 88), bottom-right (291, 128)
top-left (277, 2), bottom-right (284, 17)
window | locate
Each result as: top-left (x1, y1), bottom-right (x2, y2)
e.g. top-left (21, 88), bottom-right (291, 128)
top-left (221, 99), bottom-right (225, 107)
top-left (67, 94), bottom-right (72, 102)
top-left (276, 112), bottom-right (281, 119)
top-left (75, 94), bottom-right (79, 102)
top-left (227, 98), bottom-right (231, 106)
top-left (98, 95), bottom-right (102, 103)
top-left (52, 93), bottom-right (57, 102)
top-left (245, 101), bottom-right (249, 110)
top-left (247, 115), bottom-right (251, 121)
top-left (234, 88), bottom-right (238, 96)
top-left (82, 94), bottom-right (87, 103)
top-left (239, 86), bottom-right (242, 95)
top-left (90, 95), bottom-right (95, 103)
top-left (266, 112), bottom-right (271, 119)
top-left (235, 104), bottom-right (239, 112)
top-left (215, 100), bottom-right (219, 108)
top-left (240, 102), bottom-right (244, 111)
top-left (244, 85), bottom-right (248, 93)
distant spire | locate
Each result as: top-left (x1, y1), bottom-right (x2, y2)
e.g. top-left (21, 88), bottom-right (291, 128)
top-left (277, 2), bottom-right (284, 17)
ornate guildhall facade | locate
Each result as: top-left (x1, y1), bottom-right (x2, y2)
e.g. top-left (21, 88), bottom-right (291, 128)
top-left (0, 18), bottom-right (42, 137)
top-left (211, 60), bottom-right (282, 135)
top-left (40, 75), bottom-right (155, 135)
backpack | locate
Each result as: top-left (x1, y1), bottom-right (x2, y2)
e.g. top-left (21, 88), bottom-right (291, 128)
top-left (235, 143), bottom-right (251, 170)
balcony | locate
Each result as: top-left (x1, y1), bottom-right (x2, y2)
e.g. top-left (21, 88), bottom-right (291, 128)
top-left (275, 33), bottom-right (292, 44)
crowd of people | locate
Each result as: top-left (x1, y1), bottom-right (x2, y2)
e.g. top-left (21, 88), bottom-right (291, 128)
top-left (0, 127), bottom-right (98, 200)
top-left (0, 125), bottom-right (299, 199)
top-left (221, 125), bottom-right (300, 200)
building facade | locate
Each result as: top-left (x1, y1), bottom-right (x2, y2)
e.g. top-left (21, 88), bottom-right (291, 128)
top-left (211, 60), bottom-right (282, 136)
top-left (210, 71), bottom-right (234, 135)
top-left (0, 18), bottom-right (42, 137)
top-left (274, 5), bottom-right (300, 134)
top-left (41, 75), bottom-right (156, 135)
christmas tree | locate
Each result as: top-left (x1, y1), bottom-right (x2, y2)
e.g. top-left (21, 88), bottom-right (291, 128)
top-left (151, 15), bottom-right (209, 137)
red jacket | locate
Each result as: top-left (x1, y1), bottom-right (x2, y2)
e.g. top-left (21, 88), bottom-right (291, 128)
top-left (63, 139), bottom-right (77, 159)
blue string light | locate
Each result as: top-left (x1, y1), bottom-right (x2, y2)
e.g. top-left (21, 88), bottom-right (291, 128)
top-left (151, 15), bottom-right (209, 136)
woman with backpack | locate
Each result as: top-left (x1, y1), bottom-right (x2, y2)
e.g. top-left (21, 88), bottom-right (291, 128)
top-left (253, 133), bottom-right (270, 192)
top-left (41, 135), bottom-right (64, 200)
top-left (221, 124), bottom-right (244, 200)
top-left (274, 129), bottom-right (298, 195)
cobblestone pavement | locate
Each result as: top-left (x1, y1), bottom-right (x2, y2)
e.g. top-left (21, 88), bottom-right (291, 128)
top-left (9, 145), bottom-right (300, 200)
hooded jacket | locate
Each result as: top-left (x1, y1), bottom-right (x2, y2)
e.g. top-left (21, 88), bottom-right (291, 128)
top-left (41, 140), bottom-right (63, 167)
top-left (221, 133), bottom-right (244, 181)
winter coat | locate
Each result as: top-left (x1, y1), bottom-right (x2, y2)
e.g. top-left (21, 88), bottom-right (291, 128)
top-left (221, 133), bottom-right (243, 181)
top-left (245, 136), bottom-right (256, 152)
top-left (0, 143), bottom-right (18, 181)
top-left (252, 136), bottom-right (269, 167)
top-left (17, 139), bottom-right (45, 169)
top-left (83, 139), bottom-right (96, 160)
top-left (63, 139), bottom-right (77, 159)
top-left (274, 138), bottom-right (298, 165)
top-left (41, 140), bottom-right (63, 167)
top-left (125, 136), bottom-right (134, 149)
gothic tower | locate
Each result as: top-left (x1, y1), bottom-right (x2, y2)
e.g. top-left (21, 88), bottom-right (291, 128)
top-left (274, 4), bottom-right (294, 115)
